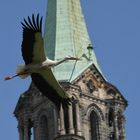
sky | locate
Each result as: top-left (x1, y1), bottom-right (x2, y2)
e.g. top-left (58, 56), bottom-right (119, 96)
top-left (0, 0), bottom-right (139, 139)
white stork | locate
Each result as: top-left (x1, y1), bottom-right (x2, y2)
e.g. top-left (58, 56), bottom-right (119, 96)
top-left (5, 14), bottom-right (79, 109)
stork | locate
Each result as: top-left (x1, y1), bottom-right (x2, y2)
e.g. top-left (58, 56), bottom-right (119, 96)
top-left (5, 14), bottom-right (79, 109)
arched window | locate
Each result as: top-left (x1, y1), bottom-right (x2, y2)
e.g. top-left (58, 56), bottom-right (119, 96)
top-left (31, 127), bottom-right (34, 140)
top-left (64, 108), bottom-right (69, 133)
top-left (28, 119), bottom-right (33, 140)
top-left (90, 111), bottom-right (99, 140)
top-left (39, 115), bottom-right (49, 140)
top-left (108, 109), bottom-right (114, 127)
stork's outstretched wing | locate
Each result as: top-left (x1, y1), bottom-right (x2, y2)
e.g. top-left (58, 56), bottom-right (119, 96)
top-left (21, 14), bottom-right (71, 110)
top-left (21, 14), bottom-right (46, 64)
top-left (31, 69), bottom-right (71, 110)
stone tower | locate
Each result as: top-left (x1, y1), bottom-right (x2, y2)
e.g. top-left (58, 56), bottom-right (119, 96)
top-left (14, 0), bottom-right (127, 140)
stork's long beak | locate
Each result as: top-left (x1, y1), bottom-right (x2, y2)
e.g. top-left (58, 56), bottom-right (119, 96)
top-left (65, 56), bottom-right (81, 61)
top-left (4, 75), bottom-right (19, 80)
top-left (71, 57), bottom-right (81, 60)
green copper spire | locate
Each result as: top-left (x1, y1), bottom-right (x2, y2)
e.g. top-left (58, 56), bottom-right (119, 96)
top-left (44, 0), bottom-right (101, 81)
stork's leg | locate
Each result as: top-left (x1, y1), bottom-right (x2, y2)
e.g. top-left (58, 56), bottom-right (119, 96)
top-left (4, 71), bottom-right (29, 80)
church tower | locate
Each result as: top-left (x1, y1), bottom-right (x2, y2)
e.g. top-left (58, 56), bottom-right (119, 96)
top-left (14, 0), bottom-right (127, 140)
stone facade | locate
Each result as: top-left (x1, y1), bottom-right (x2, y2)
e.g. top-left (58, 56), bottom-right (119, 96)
top-left (14, 0), bottom-right (127, 139)
top-left (14, 64), bottom-right (127, 140)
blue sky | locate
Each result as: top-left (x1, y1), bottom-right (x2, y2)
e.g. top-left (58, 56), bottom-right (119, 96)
top-left (0, 0), bottom-right (139, 139)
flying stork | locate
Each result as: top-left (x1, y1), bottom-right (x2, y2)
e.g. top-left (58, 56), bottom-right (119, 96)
top-left (5, 14), bottom-right (79, 109)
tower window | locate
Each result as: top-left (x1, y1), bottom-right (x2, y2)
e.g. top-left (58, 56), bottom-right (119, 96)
top-left (86, 79), bottom-right (95, 93)
top-left (108, 109), bottom-right (114, 127)
top-left (90, 111), bottom-right (99, 140)
top-left (64, 108), bottom-right (69, 133)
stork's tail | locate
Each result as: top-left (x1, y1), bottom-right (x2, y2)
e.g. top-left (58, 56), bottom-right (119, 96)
top-left (16, 65), bottom-right (30, 79)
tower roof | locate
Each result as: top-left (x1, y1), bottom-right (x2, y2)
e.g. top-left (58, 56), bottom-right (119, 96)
top-left (44, 0), bottom-right (101, 82)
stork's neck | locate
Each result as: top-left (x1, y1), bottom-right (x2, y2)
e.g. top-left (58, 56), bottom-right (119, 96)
top-left (54, 58), bottom-right (66, 66)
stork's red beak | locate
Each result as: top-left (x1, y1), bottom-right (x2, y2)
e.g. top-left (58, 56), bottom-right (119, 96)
top-left (4, 76), bottom-right (13, 80)
top-left (4, 74), bottom-right (19, 80)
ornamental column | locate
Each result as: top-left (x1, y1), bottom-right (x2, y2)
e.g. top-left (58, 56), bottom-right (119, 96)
top-left (68, 104), bottom-right (75, 134)
top-left (121, 116), bottom-right (126, 140)
top-left (118, 114), bottom-right (126, 140)
top-left (18, 124), bottom-right (24, 140)
top-left (75, 102), bottom-right (82, 136)
top-left (114, 111), bottom-right (119, 140)
top-left (59, 105), bottom-right (66, 135)
top-left (23, 122), bottom-right (30, 140)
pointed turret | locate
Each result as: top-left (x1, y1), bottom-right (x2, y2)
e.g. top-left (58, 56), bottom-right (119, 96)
top-left (44, 0), bottom-right (101, 82)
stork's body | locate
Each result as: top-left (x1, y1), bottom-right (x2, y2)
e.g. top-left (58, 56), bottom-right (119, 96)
top-left (5, 14), bottom-right (79, 109)
top-left (16, 56), bottom-right (78, 79)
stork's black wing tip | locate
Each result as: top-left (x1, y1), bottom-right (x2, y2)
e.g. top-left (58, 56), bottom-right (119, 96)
top-left (21, 14), bottom-right (43, 32)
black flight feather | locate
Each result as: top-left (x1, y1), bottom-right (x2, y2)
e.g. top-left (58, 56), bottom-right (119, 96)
top-left (27, 16), bottom-right (36, 30)
top-left (32, 14), bottom-right (38, 30)
top-left (36, 14), bottom-right (40, 30)
top-left (23, 18), bottom-right (33, 29)
top-left (21, 14), bottom-right (43, 64)
top-left (39, 17), bottom-right (43, 32)
top-left (31, 73), bottom-right (71, 110)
